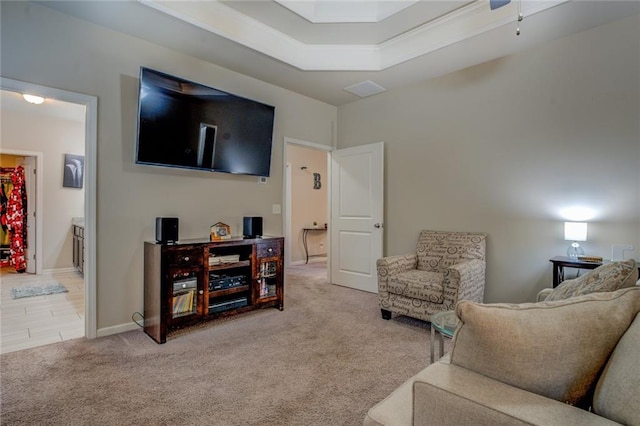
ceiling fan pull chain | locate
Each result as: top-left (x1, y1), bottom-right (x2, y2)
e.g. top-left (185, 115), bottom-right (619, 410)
top-left (516, 0), bottom-right (524, 36)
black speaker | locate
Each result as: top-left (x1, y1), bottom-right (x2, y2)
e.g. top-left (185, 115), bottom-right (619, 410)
top-left (243, 216), bottom-right (263, 238)
top-left (156, 217), bottom-right (179, 244)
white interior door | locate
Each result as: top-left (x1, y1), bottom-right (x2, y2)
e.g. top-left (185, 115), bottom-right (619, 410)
top-left (330, 142), bottom-right (383, 293)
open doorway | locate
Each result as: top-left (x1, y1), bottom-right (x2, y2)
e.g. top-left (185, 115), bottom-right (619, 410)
top-left (0, 93), bottom-right (85, 353)
top-left (0, 152), bottom-right (42, 274)
top-left (284, 138), bottom-right (331, 275)
top-left (0, 79), bottom-right (97, 352)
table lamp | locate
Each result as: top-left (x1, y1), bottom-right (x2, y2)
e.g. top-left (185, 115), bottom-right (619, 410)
top-left (564, 222), bottom-right (587, 258)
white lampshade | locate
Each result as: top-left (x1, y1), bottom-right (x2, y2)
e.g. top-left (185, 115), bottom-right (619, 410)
top-left (564, 222), bottom-right (587, 242)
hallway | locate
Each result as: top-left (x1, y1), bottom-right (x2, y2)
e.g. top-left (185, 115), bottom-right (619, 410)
top-left (0, 268), bottom-right (84, 354)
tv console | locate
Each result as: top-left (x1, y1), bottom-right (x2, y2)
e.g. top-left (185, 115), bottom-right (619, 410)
top-left (143, 236), bottom-right (284, 344)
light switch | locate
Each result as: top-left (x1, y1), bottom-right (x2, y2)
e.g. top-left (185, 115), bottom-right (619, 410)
top-left (611, 244), bottom-right (634, 261)
top-left (272, 204), bottom-right (281, 214)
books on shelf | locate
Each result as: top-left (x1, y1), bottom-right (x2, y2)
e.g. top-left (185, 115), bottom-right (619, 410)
top-left (172, 291), bottom-right (195, 316)
top-left (259, 261), bottom-right (277, 277)
top-left (577, 255), bottom-right (603, 263)
top-left (259, 278), bottom-right (276, 298)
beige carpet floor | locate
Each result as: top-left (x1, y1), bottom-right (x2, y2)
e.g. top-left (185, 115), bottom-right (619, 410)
top-left (0, 263), bottom-right (449, 425)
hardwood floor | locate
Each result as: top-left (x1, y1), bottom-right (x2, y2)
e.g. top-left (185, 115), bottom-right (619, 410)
top-left (0, 267), bottom-right (84, 354)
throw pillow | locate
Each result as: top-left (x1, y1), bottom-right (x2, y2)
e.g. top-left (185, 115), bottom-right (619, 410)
top-left (593, 313), bottom-right (640, 425)
top-left (544, 259), bottom-right (638, 301)
top-left (450, 287), bottom-right (640, 407)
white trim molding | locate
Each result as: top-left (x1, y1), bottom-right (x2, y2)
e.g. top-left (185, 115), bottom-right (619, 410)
top-left (142, 0), bottom-right (567, 71)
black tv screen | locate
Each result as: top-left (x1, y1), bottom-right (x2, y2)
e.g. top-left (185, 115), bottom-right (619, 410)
top-left (135, 67), bottom-right (275, 177)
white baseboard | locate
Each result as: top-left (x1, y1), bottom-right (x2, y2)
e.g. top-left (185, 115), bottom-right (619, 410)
top-left (290, 257), bottom-right (327, 266)
top-left (42, 267), bottom-right (76, 274)
top-left (96, 322), bottom-right (142, 338)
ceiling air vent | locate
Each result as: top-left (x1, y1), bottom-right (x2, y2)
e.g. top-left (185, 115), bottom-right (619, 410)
top-left (344, 80), bottom-right (386, 98)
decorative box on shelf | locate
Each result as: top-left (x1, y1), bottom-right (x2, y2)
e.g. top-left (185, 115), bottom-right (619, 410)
top-left (210, 222), bottom-right (231, 241)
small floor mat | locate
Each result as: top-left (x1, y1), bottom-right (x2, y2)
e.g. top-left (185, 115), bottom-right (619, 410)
top-left (11, 283), bottom-right (68, 299)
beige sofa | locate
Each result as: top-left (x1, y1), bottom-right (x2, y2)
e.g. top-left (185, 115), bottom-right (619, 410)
top-left (365, 260), bottom-right (640, 426)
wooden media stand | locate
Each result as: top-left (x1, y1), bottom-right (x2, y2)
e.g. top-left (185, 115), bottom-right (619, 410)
top-left (143, 236), bottom-right (284, 343)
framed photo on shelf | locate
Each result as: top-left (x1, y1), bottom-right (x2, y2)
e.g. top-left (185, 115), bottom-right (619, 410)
top-left (210, 222), bottom-right (231, 240)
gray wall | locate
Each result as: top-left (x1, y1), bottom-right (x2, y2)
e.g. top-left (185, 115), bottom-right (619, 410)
top-left (1, 2), bottom-right (337, 332)
top-left (337, 15), bottom-right (640, 303)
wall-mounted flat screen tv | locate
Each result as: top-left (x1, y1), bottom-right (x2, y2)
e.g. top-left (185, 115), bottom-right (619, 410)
top-left (135, 67), bottom-right (275, 177)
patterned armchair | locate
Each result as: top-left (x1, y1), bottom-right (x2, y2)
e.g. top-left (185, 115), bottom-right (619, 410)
top-left (377, 230), bottom-right (487, 321)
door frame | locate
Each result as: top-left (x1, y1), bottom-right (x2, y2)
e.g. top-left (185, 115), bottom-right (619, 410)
top-left (283, 137), bottom-right (332, 274)
top-left (21, 155), bottom-right (37, 274)
top-left (0, 149), bottom-right (43, 274)
top-left (1, 77), bottom-right (98, 339)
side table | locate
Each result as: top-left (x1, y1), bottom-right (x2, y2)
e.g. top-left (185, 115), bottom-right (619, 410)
top-left (549, 256), bottom-right (640, 288)
top-left (302, 227), bottom-right (327, 264)
top-left (430, 310), bottom-right (459, 363)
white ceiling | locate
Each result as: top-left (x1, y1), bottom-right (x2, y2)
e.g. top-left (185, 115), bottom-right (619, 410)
top-left (35, 1), bottom-right (640, 106)
top-left (0, 90), bottom-right (86, 123)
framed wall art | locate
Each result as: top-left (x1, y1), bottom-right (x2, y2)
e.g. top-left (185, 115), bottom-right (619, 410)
top-left (63, 154), bottom-right (84, 189)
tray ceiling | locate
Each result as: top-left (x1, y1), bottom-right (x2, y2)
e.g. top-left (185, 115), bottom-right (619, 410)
top-left (36, 1), bottom-right (640, 105)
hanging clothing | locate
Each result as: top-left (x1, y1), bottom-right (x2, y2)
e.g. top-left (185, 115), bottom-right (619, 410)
top-left (7, 166), bottom-right (27, 273)
top-left (0, 182), bottom-right (9, 235)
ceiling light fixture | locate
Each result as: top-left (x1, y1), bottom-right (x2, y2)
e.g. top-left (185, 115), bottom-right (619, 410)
top-left (489, 0), bottom-right (511, 10)
top-left (23, 94), bottom-right (45, 105)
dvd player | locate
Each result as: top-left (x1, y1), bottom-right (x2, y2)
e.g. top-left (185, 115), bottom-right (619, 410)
top-left (209, 297), bottom-right (248, 313)
top-left (208, 274), bottom-right (247, 292)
